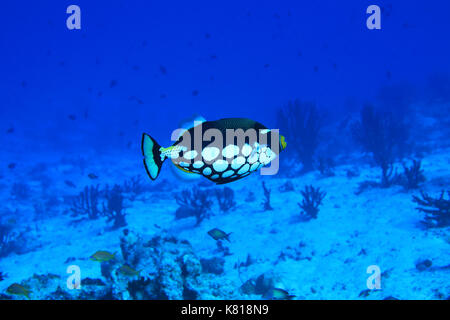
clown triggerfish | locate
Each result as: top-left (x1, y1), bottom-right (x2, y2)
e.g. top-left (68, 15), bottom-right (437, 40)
top-left (141, 118), bottom-right (287, 184)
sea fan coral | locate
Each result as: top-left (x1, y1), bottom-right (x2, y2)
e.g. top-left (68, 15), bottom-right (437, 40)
top-left (298, 185), bottom-right (326, 220)
top-left (71, 185), bottom-right (101, 219)
top-left (102, 185), bottom-right (127, 229)
top-left (412, 190), bottom-right (450, 228)
top-left (174, 187), bottom-right (213, 226)
top-left (277, 99), bottom-right (322, 172)
top-left (215, 187), bottom-right (236, 212)
top-left (352, 104), bottom-right (409, 187)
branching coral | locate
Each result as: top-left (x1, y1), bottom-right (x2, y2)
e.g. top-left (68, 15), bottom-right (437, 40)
top-left (261, 182), bottom-right (273, 211)
top-left (215, 187), bottom-right (236, 212)
top-left (103, 185), bottom-right (127, 229)
top-left (174, 187), bottom-right (213, 226)
top-left (122, 175), bottom-right (145, 200)
top-left (70, 185), bottom-right (101, 219)
top-left (277, 99), bottom-right (322, 172)
top-left (352, 104), bottom-right (409, 187)
top-left (298, 185), bottom-right (326, 220)
top-left (0, 222), bottom-right (18, 258)
top-left (412, 190), bottom-right (450, 228)
top-left (401, 159), bottom-right (425, 191)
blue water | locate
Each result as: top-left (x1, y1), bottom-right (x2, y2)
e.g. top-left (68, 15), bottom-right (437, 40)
top-left (0, 1), bottom-right (449, 300)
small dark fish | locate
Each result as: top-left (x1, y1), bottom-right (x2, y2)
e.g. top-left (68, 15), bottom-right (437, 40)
top-left (8, 163), bottom-right (16, 169)
top-left (68, 114), bottom-right (76, 121)
top-left (264, 64), bottom-right (270, 68)
top-left (64, 180), bottom-right (76, 188)
top-left (98, 91), bottom-right (103, 97)
top-left (273, 13), bottom-right (281, 19)
top-left (127, 141), bottom-right (132, 149)
top-left (90, 251), bottom-right (116, 262)
top-left (118, 265), bottom-right (141, 277)
top-left (359, 289), bottom-right (371, 298)
top-left (21, 81), bottom-right (27, 88)
top-left (210, 54), bottom-right (217, 60)
top-left (159, 65), bottom-right (167, 75)
top-left (0, 271), bottom-right (7, 281)
top-left (132, 65), bottom-right (140, 71)
top-left (88, 173), bottom-right (98, 180)
top-left (6, 127), bottom-right (14, 134)
top-left (205, 33), bottom-right (211, 39)
top-left (297, 51), bottom-right (302, 57)
top-left (192, 90), bottom-right (199, 96)
top-left (137, 99), bottom-right (144, 104)
top-left (207, 228), bottom-right (231, 242)
top-left (95, 57), bottom-right (101, 65)
top-left (59, 61), bottom-right (65, 67)
top-left (110, 80), bottom-right (118, 88)
top-left (160, 93), bottom-right (167, 99)
top-left (313, 66), bottom-right (319, 72)
top-left (263, 288), bottom-right (295, 300)
top-left (6, 283), bottom-right (31, 299)
top-left (142, 40), bottom-right (148, 47)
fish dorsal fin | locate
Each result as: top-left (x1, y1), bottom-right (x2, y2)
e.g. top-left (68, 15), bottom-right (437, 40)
top-left (176, 115), bottom-right (206, 139)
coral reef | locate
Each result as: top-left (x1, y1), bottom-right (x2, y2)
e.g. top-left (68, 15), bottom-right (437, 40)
top-left (412, 190), bottom-right (450, 228)
top-left (401, 159), bottom-right (426, 191)
top-left (102, 185), bottom-right (127, 229)
top-left (352, 104), bottom-right (409, 187)
top-left (0, 222), bottom-right (17, 258)
top-left (317, 157), bottom-right (335, 177)
top-left (261, 182), bottom-right (273, 211)
top-left (298, 185), bottom-right (326, 220)
top-left (121, 175), bottom-right (145, 201)
top-left (70, 185), bottom-right (101, 219)
top-left (174, 187), bottom-right (213, 226)
top-left (214, 187), bottom-right (236, 212)
top-left (277, 99), bottom-right (322, 172)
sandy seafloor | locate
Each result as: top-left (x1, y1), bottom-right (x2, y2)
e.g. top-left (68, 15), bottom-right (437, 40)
top-left (0, 114), bottom-right (449, 300)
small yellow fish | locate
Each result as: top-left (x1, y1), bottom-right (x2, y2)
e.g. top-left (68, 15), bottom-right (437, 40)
top-left (207, 228), bottom-right (232, 242)
top-left (90, 250), bottom-right (116, 262)
top-left (263, 288), bottom-right (295, 300)
top-left (118, 265), bottom-right (142, 277)
top-left (6, 283), bottom-right (32, 299)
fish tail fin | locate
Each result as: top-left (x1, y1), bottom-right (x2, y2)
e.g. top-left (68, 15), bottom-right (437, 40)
top-left (226, 232), bottom-right (232, 242)
top-left (142, 133), bottom-right (165, 180)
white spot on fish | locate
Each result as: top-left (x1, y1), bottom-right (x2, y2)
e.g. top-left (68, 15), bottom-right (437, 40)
top-left (203, 167), bottom-right (212, 176)
top-left (222, 170), bottom-right (234, 178)
top-left (193, 161), bottom-right (204, 169)
top-left (211, 174), bottom-right (219, 180)
top-left (241, 144), bottom-right (252, 157)
top-left (213, 159), bottom-right (228, 172)
top-left (248, 152), bottom-right (259, 164)
top-left (184, 150), bottom-right (198, 160)
top-left (222, 145), bottom-right (240, 158)
top-left (250, 162), bottom-right (260, 172)
top-left (179, 161), bottom-right (189, 167)
top-left (202, 147), bottom-right (220, 162)
top-left (238, 163), bottom-right (250, 175)
top-left (231, 156), bottom-right (245, 170)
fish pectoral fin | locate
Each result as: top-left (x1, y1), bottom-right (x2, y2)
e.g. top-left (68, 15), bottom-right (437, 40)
top-left (174, 163), bottom-right (194, 174)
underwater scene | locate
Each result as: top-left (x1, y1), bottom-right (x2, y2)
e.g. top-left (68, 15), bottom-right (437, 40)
top-left (0, 1), bottom-right (449, 301)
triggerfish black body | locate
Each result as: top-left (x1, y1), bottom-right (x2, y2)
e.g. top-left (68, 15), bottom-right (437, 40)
top-left (142, 118), bottom-right (287, 184)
